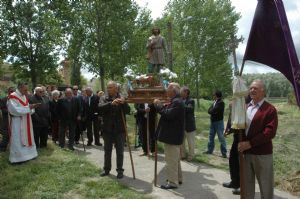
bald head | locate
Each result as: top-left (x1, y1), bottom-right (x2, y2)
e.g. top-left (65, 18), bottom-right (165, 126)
top-left (107, 81), bottom-right (118, 97)
top-left (249, 79), bottom-right (266, 104)
top-left (167, 82), bottom-right (180, 98)
top-left (85, 87), bottom-right (93, 96)
top-left (65, 88), bottom-right (73, 98)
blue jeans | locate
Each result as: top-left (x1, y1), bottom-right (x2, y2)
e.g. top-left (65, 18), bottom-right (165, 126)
top-left (207, 120), bottom-right (227, 155)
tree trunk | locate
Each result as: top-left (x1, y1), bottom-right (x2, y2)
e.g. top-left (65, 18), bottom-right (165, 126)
top-left (167, 21), bottom-right (173, 70)
top-left (99, 65), bottom-right (105, 92)
top-left (196, 70), bottom-right (200, 109)
top-left (30, 66), bottom-right (37, 88)
top-left (71, 61), bottom-right (81, 86)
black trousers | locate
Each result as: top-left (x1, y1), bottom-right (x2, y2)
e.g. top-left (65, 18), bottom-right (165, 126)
top-left (59, 121), bottom-right (76, 148)
top-left (229, 133), bottom-right (240, 188)
top-left (0, 116), bottom-right (9, 151)
top-left (33, 126), bottom-right (48, 148)
top-left (103, 132), bottom-right (124, 173)
top-left (139, 119), bottom-right (155, 153)
top-left (86, 118), bottom-right (100, 144)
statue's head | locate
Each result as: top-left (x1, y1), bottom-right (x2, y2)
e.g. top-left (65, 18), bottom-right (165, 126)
top-left (152, 27), bottom-right (160, 35)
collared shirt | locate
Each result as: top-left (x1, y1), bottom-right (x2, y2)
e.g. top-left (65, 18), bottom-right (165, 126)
top-left (245, 98), bottom-right (265, 135)
top-left (213, 100), bottom-right (217, 107)
top-left (88, 94), bottom-right (93, 106)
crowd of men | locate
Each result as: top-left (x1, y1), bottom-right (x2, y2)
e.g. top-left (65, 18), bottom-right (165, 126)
top-left (0, 79), bottom-right (278, 198)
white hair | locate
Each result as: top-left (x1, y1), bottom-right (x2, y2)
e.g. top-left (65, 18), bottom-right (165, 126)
top-left (51, 90), bottom-right (60, 97)
top-left (34, 87), bottom-right (43, 94)
top-left (168, 82), bottom-right (180, 95)
top-left (85, 87), bottom-right (93, 92)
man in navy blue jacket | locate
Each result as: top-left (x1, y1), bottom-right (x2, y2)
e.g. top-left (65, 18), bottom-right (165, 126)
top-left (154, 82), bottom-right (185, 189)
top-left (180, 86), bottom-right (196, 161)
top-left (204, 90), bottom-right (227, 158)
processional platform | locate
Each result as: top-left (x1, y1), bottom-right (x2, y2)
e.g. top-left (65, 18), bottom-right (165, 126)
top-left (125, 74), bottom-right (169, 104)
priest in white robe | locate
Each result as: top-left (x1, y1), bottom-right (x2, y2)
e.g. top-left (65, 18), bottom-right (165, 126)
top-left (7, 82), bottom-right (39, 163)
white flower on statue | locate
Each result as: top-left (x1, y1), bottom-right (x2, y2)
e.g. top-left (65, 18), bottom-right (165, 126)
top-left (159, 68), bottom-right (171, 76)
top-left (159, 67), bottom-right (178, 80)
top-left (124, 67), bottom-right (136, 79)
top-left (169, 72), bottom-right (178, 79)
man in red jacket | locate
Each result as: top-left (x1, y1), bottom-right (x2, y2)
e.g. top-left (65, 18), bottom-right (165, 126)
top-left (238, 79), bottom-right (278, 199)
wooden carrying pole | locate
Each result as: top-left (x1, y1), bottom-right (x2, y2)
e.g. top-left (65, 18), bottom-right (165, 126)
top-left (154, 116), bottom-right (158, 187)
top-left (238, 129), bottom-right (246, 199)
top-left (121, 109), bottom-right (136, 179)
top-left (147, 112), bottom-right (150, 157)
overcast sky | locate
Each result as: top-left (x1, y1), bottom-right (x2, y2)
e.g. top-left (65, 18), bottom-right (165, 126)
top-left (83, 0), bottom-right (300, 79)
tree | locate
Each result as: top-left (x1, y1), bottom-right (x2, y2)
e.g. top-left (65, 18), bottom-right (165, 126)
top-left (243, 73), bottom-right (292, 97)
top-left (63, 0), bottom-right (85, 87)
top-left (0, 0), bottom-right (67, 87)
top-left (81, 0), bottom-right (139, 91)
top-left (165, 0), bottom-right (240, 106)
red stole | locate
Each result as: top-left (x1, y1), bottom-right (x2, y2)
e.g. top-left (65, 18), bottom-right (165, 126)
top-left (8, 94), bottom-right (33, 146)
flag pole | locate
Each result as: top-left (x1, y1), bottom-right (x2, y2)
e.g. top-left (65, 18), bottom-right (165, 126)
top-left (239, 60), bottom-right (245, 76)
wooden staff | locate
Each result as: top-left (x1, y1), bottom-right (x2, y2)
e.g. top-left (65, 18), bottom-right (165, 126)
top-left (238, 129), bottom-right (246, 199)
top-left (121, 109), bottom-right (136, 179)
top-left (81, 132), bottom-right (86, 152)
top-left (147, 111), bottom-right (150, 158)
top-left (154, 114), bottom-right (158, 186)
top-left (78, 121), bottom-right (86, 152)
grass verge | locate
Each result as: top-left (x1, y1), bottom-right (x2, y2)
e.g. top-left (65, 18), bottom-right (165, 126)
top-left (0, 142), bottom-right (150, 199)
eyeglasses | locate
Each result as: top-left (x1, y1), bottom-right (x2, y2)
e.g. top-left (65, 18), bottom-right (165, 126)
top-left (73, 88), bottom-right (78, 90)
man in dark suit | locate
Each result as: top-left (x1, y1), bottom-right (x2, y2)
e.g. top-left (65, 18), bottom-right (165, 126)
top-left (57, 88), bottom-right (81, 151)
top-left (238, 80), bottom-right (278, 199)
top-left (73, 86), bottom-right (85, 145)
top-left (180, 86), bottom-right (196, 162)
top-left (99, 81), bottom-right (130, 179)
top-left (0, 87), bottom-right (15, 152)
top-left (29, 87), bottom-right (50, 148)
top-left (204, 90), bottom-right (227, 158)
top-left (84, 87), bottom-right (102, 146)
top-left (154, 82), bottom-right (185, 189)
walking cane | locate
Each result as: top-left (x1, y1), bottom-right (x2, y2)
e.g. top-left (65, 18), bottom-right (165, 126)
top-left (81, 131), bottom-right (86, 152)
top-left (78, 122), bottom-right (86, 152)
top-left (121, 109), bottom-right (136, 179)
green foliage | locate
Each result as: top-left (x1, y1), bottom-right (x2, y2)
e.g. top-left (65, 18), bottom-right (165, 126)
top-left (81, 0), bottom-right (140, 90)
top-left (0, 0), bottom-right (68, 87)
top-left (80, 75), bottom-right (88, 87)
top-left (242, 73), bottom-right (293, 97)
top-left (164, 0), bottom-right (240, 99)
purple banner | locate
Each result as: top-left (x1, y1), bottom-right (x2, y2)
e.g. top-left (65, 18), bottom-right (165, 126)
top-left (243, 0), bottom-right (300, 106)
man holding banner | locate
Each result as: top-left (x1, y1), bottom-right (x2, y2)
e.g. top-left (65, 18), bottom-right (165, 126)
top-left (238, 80), bottom-right (278, 198)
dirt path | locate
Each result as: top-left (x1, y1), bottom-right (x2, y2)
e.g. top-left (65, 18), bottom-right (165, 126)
top-left (74, 143), bottom-right (298, 199)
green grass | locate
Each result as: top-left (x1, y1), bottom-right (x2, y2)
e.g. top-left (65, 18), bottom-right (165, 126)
top-left (0, 143), bottom-right (150, 199)
top-left (126, 98), bottom-right (300, 196)
top-left (1, 98), bottom-right (298, 198)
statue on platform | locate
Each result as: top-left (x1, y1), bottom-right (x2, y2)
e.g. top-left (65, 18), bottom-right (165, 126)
top-left (146, 27), bottom-right (168, 73)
